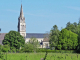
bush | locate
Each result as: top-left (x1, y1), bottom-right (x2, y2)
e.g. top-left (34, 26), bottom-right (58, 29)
top-left (36, 48), bottom-right (76, 53)
top-left (2, 45), bottom-right (10, 52)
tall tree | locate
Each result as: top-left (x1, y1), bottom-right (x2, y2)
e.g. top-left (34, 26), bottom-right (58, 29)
top-left (49, 25), bottom-right (60, 49)
top-left (66, 22), bottom-right (78, 34)
top-left (2, 31), bottom-right (25, 49)
top-left (57, 29), bottom-right (78, 50)
top-left (66, 22), bottom-right (71, 28)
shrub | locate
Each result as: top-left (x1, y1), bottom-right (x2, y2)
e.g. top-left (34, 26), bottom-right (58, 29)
top-left (2, 45), bottom-right (10, 52)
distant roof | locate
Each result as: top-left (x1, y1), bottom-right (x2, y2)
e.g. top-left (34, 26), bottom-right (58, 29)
top-left (0, 33), bottom-right (6, 40)
top-left (0, 33), bottom-right (7, 45)
top-left (26, 33), bottom-right (47, 38)
top-left (0, 33), bottom-right (49, 45)
top-left (0, 33), bottom-right (48, 40)
top-left (43, 38), bottom-right (49, 42)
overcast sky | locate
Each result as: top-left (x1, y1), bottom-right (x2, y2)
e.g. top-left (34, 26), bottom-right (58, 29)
top-left (0, 0), bottom-right (80, 33)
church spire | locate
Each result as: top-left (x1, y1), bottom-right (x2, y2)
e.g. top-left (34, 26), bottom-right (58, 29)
top-left (20, 4), bottom-right (24, 18)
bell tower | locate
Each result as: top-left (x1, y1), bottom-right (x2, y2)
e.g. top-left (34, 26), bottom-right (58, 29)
top-left (18, 4), bottom-right (26, 39)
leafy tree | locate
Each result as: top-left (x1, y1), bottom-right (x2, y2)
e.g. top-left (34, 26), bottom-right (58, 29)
top-left (2, 31), bottom-right (25, 50)
top-left (21, 37), bottom-right (39, 53)
top-left (66, 22), bottom-right (78, 34)
top-left (57, 29), bottom-right (78, 50)
top-left (29, 37), bottom-right (39, 52)
top-left (49, 25), bottom-right (60, 49)
top-left (21, 43), bottom-right (33, 52)
top-left (66, 22), bottom-right (71, 28)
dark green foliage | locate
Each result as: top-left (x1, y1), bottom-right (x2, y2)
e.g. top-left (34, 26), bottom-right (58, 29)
top-left (57, 29), bottom-right (78, 50)
top-left (2, 31), bottom-right (25, 50)
top-left (49, 25), bottom-right (60, 49)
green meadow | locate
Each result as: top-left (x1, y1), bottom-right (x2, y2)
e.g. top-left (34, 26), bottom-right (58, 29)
top-left (1, 53), bottom-right (80, 60)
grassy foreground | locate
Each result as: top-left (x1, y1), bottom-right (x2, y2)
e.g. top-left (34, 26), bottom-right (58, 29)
top-left (1, 52), bottom-right (80, 60)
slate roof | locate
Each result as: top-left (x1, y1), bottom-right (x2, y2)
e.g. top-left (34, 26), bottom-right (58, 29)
top-left (0, 33), bottom-right (49, 45)
top-left (26, 33), bottom-right (47, 38)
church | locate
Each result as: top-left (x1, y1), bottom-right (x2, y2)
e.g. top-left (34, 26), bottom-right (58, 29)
top-left (0, 4), bottom-right (50, 48)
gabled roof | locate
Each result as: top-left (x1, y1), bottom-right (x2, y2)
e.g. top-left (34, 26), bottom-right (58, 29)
top-left (26, 33), bottom-right (47, 38)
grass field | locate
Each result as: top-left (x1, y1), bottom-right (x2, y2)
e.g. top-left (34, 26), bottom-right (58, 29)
top-left (1, 52), bottom-right (80, 60)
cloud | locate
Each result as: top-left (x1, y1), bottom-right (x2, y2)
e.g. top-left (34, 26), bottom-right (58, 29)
top-left (67, 6), bottom-right (80, 11)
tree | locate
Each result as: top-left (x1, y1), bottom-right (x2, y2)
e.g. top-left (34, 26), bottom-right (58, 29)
top-left (66, 22), bottom-right (71, 28)
top-left (29, 37), bottom-right (39, 52)
top-left (78, 18), bottom-right (80, 25)
top-left (66, 22), bottom-right (78, 34)
top-left (21, 43), bottom-right (33, 52)
top-left (49, 25), bottom-right (60, 49)
top-left (57, 29), bottom-right (78, 50)
top-left (2, 31), bottom-right (25, 50)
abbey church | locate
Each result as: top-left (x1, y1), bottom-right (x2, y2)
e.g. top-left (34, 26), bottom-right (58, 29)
top-left (0, 4), bottom-right (49, 48)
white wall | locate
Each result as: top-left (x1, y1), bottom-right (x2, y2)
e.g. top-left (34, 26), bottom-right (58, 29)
top-left (43, 42), bottom-right (50, 48)
top-left (25, 38), bottom-right (44, 43)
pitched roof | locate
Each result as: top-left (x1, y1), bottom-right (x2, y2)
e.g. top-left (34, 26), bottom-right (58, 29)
top-left (43, 38), bottom-right (49, 42)
top-left (0, 33), bottom-right (6, 40)
top-left (26, 33), bottom-right (47, 38)
top-left (0, 33), bottom-right (7, 45)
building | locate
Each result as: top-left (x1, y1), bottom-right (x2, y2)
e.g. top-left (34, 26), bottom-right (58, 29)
top-left (0, 4), bottom-right (50, 48)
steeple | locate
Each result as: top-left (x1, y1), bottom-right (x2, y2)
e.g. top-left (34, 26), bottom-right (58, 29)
top-left (20, 4), bottom-right (24, 18)
top-left (18, 4), bottom-right (26, 39)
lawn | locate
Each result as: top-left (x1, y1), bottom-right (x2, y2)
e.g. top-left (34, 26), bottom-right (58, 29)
top-left (1, 52), bottom-right (80, 60)
top-left (3, 52), bottom-right (45, 60)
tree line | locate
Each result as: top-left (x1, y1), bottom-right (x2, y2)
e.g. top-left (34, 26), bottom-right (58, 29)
top-left (49, 20), bottom-right (80, 52)
top-left (1, 20), bottom-right (80, 53)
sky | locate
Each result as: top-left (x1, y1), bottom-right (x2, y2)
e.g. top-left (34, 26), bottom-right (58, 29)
top-left (0, 0), bottom-right (80, 33)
